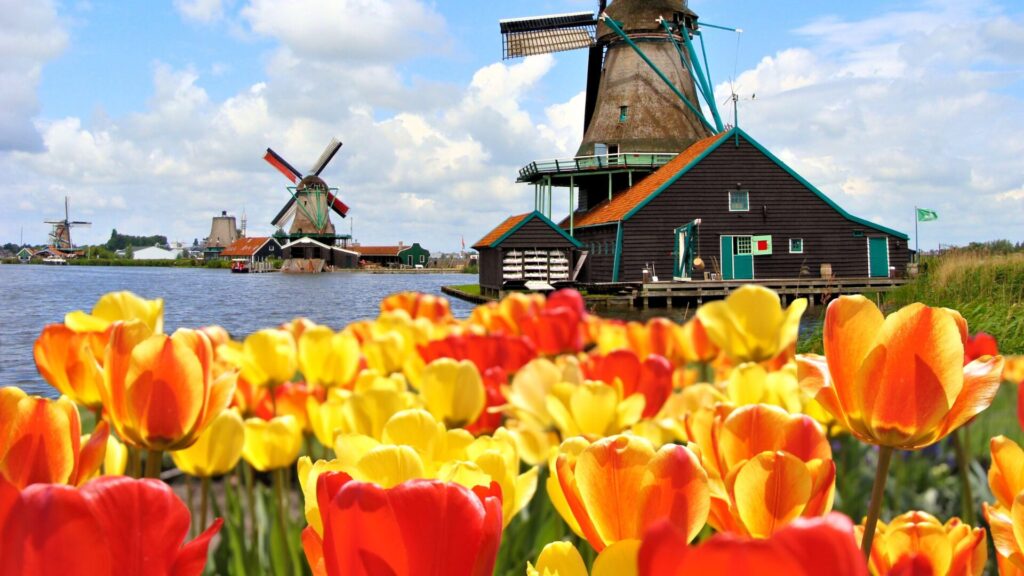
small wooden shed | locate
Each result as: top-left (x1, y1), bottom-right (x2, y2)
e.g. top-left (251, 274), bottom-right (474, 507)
top-left (473, 211), bottom-right (583, 297)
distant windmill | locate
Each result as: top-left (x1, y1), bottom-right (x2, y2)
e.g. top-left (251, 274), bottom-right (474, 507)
top-left (264, 139), bottom-right (349, 238)
top-left (45, 197), bottom-right (91, 251)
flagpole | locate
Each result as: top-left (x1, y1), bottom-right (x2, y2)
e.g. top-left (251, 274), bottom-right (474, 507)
top-left (914, 206), bottom-right (919, 263)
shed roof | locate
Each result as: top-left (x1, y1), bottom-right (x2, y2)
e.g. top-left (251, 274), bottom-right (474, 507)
top-left (355, 246), bottom-right (403, 256)
top-left (570, 132), bottom-right (727, 228)
top-left (474, 211), bottom-right (583, 249)
top-left (221, 237), bottom-right (274, 257)
top-left (473, 213), bottom-right (529, 249)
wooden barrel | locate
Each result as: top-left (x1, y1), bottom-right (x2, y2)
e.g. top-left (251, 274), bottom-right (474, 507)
top-left (820, 263), bottom-right (833, 279)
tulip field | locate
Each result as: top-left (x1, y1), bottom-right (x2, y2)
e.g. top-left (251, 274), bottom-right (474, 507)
top-left (4, 285), bottom-right (1024, 575)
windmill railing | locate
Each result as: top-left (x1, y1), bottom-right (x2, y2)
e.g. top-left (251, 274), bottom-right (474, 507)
top-left (517, 152), bottom-right (678, 181)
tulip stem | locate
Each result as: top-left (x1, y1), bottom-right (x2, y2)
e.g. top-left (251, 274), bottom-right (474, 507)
top-left (952, 428), bottom-right (976, 525)
top-left (862, 445), bottom-right (894, 559)
top-left (272, 468), bottom-right (295, 575)
top-left (200, 476), bottom-right (210, 532)
top-left (129, 447), bottom-right (142, 479)
top-left (185, 477), bottom-right (195, 538)
top-left (145, 449), bottom-right (163, 479)
top-left (243, 462), bottom-right (257, 549)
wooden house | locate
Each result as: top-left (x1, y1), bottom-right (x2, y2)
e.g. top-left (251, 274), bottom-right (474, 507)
top-left (473, 211), bottom-right (583, 297)
top-left (279, 237), bottom-right (358, 272)
top-left (355, 244), bottom-right (431, 267)
top-left (563, 128), bottom-right (910, 283)
top-left (221, 237), bottom-right (283, 264)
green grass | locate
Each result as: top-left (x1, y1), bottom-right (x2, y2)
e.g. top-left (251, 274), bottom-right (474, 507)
top-left (450, 284), bottom-right (481, 296)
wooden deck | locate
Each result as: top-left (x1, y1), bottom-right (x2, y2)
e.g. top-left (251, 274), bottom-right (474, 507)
top-left (607, 277), bottom-right (909, 310)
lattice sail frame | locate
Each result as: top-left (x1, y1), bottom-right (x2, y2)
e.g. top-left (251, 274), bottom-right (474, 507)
top-left (499, 11), bottom-right (597, 59)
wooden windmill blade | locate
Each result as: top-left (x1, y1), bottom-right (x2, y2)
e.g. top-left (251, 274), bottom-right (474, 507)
top-left (309, 139), bottom-right (342, 177)
top-left (264, 148), bottom-right (303, 184)
top-left (271, 199), bottom-right (298, 229)
top-left (499, 11), bottom-right (598, 59)
top-left (326, 191), bottom-right (349, 218)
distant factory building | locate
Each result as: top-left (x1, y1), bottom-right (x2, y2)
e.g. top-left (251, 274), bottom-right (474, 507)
top-left (205, 211), bottom-right (242, 259)
top-left (133, 245), bottom-right (183, 260)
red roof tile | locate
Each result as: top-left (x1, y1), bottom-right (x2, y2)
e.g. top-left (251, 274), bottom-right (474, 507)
top-left (355, 246), bottom-right (403, 256)
top-left (570, 132), bottom-right (727, 228)
top-left (221, 237), bottom-right (273, 257)
top-left (472, 213), bottom-right (529, 249)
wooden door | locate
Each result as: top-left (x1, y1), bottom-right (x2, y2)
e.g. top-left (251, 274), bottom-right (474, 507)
top-left (869, 237), bottom-right (890, 278)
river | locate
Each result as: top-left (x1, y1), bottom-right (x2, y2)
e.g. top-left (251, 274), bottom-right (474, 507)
top-left (0, 265), bottom-right (477, 396)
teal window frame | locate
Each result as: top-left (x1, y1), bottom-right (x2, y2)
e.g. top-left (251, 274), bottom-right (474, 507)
top-left (729, 190), bottom-right (749, 212)
top-left (789, 238), bottom-right (804, 254)
top-left (619, 105), bottom-right (628, 122)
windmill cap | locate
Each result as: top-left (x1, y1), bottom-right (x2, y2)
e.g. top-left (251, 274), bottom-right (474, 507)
top-left (598, 0), bottom-right (697, 39)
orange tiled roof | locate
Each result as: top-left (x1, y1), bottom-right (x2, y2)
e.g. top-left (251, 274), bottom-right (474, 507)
top-left (355, 246), bottom-right (404, 256)
top-left (221, 237), bottom-right (272, 257)
top-left (472, 213), bottom-right (530, 249)
top-left (570, 132), bottom-right (728, 228)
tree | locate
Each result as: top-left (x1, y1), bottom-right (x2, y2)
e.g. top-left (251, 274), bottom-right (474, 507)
top-left (124, 245), bottom-right (134, 259)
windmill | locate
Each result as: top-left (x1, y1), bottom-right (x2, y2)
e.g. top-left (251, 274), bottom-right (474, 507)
top-left (500, 0), bottom-right (735, 216)
top-left (264, 138), bottom-right (349, 239)
top-left (45, 197), bottom-right (91, 252)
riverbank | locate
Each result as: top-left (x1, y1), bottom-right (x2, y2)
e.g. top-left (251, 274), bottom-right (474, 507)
top-left (3, 258), bottom-right (231, 268)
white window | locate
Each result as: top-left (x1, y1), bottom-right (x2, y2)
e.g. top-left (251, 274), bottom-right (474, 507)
top-left (729, 190), bottom-right (749, 212)
top-left (735, 236), bottom-right (752, 255)
top-left (789, 238), bottom-right (804, 253)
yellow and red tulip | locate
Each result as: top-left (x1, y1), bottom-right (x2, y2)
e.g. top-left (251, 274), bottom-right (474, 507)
top-left (517, 289), bottom-right (589, 355)
top-left (696, 285), bottom-right (806, 363)
top-left (171, 409), bottom-right (245, 477)
top-left (64, 290), bottom-right (164, 335)
top-left (0, 387), bottom-right (108, 489)
top-left (241, 414), bottom-right (303, 472)
top-left (639, 513), bottom-right (867, 576)
top-left (102, 325), bottom-right (235, 451)
top-left (301, 472), bottom-right (502, 576)
top-left (797, 296), bottom-right (1004, 450)
top-left (548, 434), bottom-right (709, 551)
top-left (381, 291), bottom-right (454, 323)
top-left (984, 436), bottom-right (1024, 572)
top-left (857, 511), bottom-right (986, 576)
top-left (583, 349), bottom-right (674, 418)
top-left (677, 316), bottom-right (719, 364)
top-left (33, 324), bottom-right (107, 410)
top-left (254, 380), bottom-right (319, 431)
top-left (697, 404), bottom-right (835, 537)
top-left (0, 475), bottom-right (221, 575)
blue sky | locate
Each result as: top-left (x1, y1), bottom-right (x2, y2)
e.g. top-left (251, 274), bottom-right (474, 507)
top-left (2, 0), bottom-right (1022, 250)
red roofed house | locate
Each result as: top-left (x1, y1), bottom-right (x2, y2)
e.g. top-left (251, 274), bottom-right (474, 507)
top-left (473, 211), bottom-right (583, 297)
top-left (354, 243), bottom-right (430, 268)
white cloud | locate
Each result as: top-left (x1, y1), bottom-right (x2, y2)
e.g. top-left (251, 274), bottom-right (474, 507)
top-left (174, 0), bottom-right (229, 23)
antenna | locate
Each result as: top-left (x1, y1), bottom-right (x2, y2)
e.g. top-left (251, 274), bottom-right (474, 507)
top-left (241, 207), bottom-right (248, 237)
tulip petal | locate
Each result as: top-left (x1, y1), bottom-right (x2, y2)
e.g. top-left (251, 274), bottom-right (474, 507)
top-left (731, 451), bottom-right (812, 538)
top-left (574, 435), bottom-right (655, 547)
top-left (985, 503), bottom-right (1024, 569)
top-left (796, 354), bottom-right (850, 431)
top-left (75, 420), bottom-right (110, 485)
top-left (320, 477), bottom-right (408, 576)
top-left (593, 539), bottom-right (641, 576)
top-left (638, 443), bottom-right (709, 543)
top-left (124, 335), bottom-right (204, 449)
top-left (989, 436), bottom-right (1024, 510)
top-left (937, 355), bottom-right (1004, 439)
top-left (0, 389), bottom-right (80, 488)
top-left (879, 514), bottom-right (953, 576)
top-left (355, 445), bottom-right (426, 488)
top-left (772, 513), bottom-right (868, 576)
top-left (0, 483), bottom-right (112, 576)
top-left (171, 519), bottom-right (224, 576)
top-left (823, 296), bottom-right (884, 415)
top-left (534, 541), bottom-right (588, 576)
top-left (302, 527), bottom-right (327, 576)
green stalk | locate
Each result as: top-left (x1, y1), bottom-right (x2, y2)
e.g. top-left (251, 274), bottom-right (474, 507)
top-left (185, 476), bottom-right (195, 538)
top-left (200, 476), bottom-right (211, 532)
top-left (861, 446), bottom-right (894, 559)
top-left (272, 468), bottom-right (292, 575)
top-left (145, 449), bottom-right (163, 479)
top-left (128, 446), bottom-right (142, 478)
top-left (952, 428), bottom-right (976, 525)
top-left (244, 462), bottom-right (257, 545)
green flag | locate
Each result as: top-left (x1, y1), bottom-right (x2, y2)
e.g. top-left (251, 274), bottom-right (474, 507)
top-left (917, 208), bottom-right (938, 222)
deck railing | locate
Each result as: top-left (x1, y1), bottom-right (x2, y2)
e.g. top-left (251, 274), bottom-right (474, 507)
top-left (518, 152), bottom-right (677, 181)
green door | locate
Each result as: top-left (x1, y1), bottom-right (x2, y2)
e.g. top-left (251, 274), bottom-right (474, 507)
top-left (674, 221), bottom-right (696, 279)
top-left (720, 236), bottom-right (734, 280)
top-left (869, 237), bottom-right (890, 277)
top-left (733, 236), bottom-right (754, 280)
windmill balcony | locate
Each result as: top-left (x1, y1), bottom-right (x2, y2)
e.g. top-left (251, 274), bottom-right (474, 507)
top-left (517, 152), bottom-right (677, 183)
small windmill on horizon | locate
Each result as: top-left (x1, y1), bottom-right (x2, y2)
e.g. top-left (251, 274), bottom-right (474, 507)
top-left (45, 197), bottom-right (91, 253)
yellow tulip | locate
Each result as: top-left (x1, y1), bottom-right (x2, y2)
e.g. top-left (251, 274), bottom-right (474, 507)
top-left (527, 540), bottom-right (639, 576)
top-left (419, 358), bottom-right (486, 429)
top-left (696, 285), bottom-right (806, 363)
top-left (546, 380), bottom-right (645, 438)
top-left (172, 409), bottom-right (244, 477)
top-left (235, 329), bottom-right (297, 387)
top-left (298, 325), bottom-right (360, 388)
top-left (242, 415), bottom-right (302, 471)
top-left (858, 511), bottom-right (986, 576)
top-left (65, 290), bottom-right (164, 334)
top-left (80, 432), bottom-right (128, 479)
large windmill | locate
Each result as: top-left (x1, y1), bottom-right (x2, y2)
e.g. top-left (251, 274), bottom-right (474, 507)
top-left (500, 0), bottom-right (731, 218)
top-left (263, 139), bottom-right (358, 272)
top-left (45, 197), bottom-right (91, 253)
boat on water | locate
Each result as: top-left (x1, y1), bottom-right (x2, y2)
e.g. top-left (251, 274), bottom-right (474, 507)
top-left (42, 256), bottom-right (67, 265)
top-left (230, 259), bottom-right (249, 273)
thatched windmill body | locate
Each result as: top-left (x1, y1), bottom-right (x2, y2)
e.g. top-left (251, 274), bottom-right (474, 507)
top-left (45, 197), bottom-right (91, 253)
top-left (501, 0), bottom-right (730, 223)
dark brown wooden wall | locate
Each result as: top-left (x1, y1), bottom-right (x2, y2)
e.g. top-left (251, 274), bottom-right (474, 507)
top-left (572, 224), bottom-right (617, 283)
top-left (498, 218), bottom-right (578, 248)
top-left (478, 248), bottom-right (501, 290)
top-left (611, 136), bottom-right (911, 282)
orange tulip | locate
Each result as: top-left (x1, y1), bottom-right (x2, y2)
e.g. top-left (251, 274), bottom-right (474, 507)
top-left (34, 324), bottom-right (107, 410)
top-left (639, 513), bottom-right (868, 576)
top-left (381, 292), bottom-right (454, 323)
top-left (797, 296), bottom-right (1004, 450)
top-left (548, 434), bottom-right (709, 552)
top-left (857, 511), bottom-right (986, 576)
top-left (699, 404), bottom-right (835, 538)
top-left (102, 323), bottom-right (235, 451)
top-left (0, 387), bottom-right (108, 489)
top-left (984, 436), bottom-right (1024, 572)
top-left (677, 316), bottom-right (719, 364)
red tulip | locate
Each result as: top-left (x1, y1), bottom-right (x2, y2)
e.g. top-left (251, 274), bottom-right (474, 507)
top-left (419, 333), bottom-right (535, 375)
top-left (583, 349), bottom-right (674, 417)
top-left (965, 332), bottom-right (998, 365)
top-left (0, 475), bottom-right (221, 576)
top-left (638, 513), bottom-right (867, 576)
top-left (302, 472), bottom-right (503, 576)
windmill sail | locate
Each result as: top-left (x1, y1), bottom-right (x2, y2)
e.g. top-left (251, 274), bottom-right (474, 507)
top-left (500, 12), bottom-right (597, 59)
top-left (264, 148), bottom-right (303, 183)
top-left (309, 139), bottom-right (342, 177)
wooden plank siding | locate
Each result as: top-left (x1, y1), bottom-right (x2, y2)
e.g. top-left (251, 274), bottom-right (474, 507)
top-left (479, 218), bottom-right (580, 290)
top-left (571, 224), bottom-right (618, 283)
top-left (478, 247), bottom-right (502, 291)
top-left (611, 136), bottom-right (910, 282)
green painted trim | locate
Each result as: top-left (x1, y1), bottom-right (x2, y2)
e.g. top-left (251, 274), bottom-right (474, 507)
top-left (491, 211), bottom-right (584, 249)
top-left (619, 128), bottom-right (910, 241)
top-left (679, 24), bottom-right (724, 131)
top-left (622, 134), bottom-right (730, 221)
top-left (734, 128), bottom-right (910, 240)
top-left (612, 221), bottom-right (623, 282)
